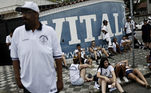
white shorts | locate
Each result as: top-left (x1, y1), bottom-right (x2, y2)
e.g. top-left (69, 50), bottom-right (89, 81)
top-left (71, 78), bottom-right (84, 85)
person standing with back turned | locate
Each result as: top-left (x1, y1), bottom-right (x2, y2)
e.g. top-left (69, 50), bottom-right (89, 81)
top-left (11, 1), bottom-right (63, 93)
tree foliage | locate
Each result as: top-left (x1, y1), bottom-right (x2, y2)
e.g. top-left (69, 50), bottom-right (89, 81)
top-left (124, 0), bottom-right (147, 15)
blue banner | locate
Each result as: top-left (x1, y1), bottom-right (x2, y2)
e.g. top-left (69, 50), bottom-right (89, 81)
top-left (40, 1), bottom-right (125, 58)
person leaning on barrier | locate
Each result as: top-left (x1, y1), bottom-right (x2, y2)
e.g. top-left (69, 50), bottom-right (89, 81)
top-left (11, 1), bottom-right (63, 93)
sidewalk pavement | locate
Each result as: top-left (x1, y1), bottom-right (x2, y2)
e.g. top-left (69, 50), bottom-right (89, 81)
top-left (0, 48), bottom-right (150, 93)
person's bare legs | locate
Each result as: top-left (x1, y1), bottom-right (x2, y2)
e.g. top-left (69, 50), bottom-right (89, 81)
top-left (87, 58), bottom-right (92, 65)
top-left (98, 79), bottom-right (107, 93)
top-left (110, 77), bottom-right (124, 93)
top-left (101, 48), bottom-right (109, 57)
top-left (133, 69), bottom-right (148, 85)
top-left (128, 73), bottom-right (146, 86)
top-left (80, 68), bottom-right (86, 79)
top-left (115, 81), bottom-right (124, 93)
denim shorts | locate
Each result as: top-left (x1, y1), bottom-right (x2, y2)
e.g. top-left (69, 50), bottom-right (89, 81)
top-left (126, 69), bottom-right (133, 77)
top-left (71, 78), bottom-right (84, 85)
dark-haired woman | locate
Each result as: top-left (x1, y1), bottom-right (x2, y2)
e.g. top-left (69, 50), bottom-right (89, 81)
top-left (97, 57), bottom-right (126, 93)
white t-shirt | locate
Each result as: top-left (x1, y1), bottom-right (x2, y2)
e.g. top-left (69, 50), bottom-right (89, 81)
top-left (69, 64), bottom-right (80, 82)
top-left (131, 20), bottom-right (135, 29)
top-left (74, 48), bottom-right (85, 59)
top-left (98, 65), bottom-right (114, 78)
top-left (120, 39), bottom-right (126, 47)
top-left (112, 42), bottom-right (118, 52)
top-left (125, 22), bottom-right (132, 34)
top-left (11, 24), bottom-right (62, 93)
top-left (102, 26), bottom-right (108, 40)
top-left (6, 35), bottom-right (12, 50)
top-left (120, 39), bottom-right (130, 47)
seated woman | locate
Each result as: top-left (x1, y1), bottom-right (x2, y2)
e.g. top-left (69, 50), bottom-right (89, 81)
top-left (146, 51), bottom-right (151, 70)
top-left (97, 57), bottom-right (126, 93)
top-left (115, 60), bottom-right (151, 88)
top-left (69, 58), bottom-right (93, 86)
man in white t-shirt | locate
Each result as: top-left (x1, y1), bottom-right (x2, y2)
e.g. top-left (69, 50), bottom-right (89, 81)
top-left (124, 17), bottom-right (136, 39)
top-left (69, 58), bottom-right (92, 85)
top-left (11, 2), bottom-right (63, 93)
top-left (6, 32), bottom-right (13, 50)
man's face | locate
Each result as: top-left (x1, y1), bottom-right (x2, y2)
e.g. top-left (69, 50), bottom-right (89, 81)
top-left (105, 21), bottom-right (108, 25)
top-left (22, 10), bottom-right (37, 29)
top-left (144, 21), bottom-right (147, 25)
top-left (127, 18), bottom-right (130, 22)
top-left (92, 41), bottom-right (95, 46)
top-left (113, 38), bottom-right (117, 42)
top-left (77, 46), bottom-right (81, 50)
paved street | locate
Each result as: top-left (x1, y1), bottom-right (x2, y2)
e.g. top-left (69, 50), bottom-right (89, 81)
top-left (0, 31), bottom-right (151, 93)
top-left (121, 77), bottom-right (151, 93)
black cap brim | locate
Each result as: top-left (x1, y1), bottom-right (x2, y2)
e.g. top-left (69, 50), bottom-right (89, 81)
top-left (15, 7), bottom-right (33, 12)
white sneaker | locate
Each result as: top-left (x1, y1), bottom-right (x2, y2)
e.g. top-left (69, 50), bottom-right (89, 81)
top-left (117, 77), bottom-right (122, 83)
top-left (94, 82), bottom-right (100, 89)
top-left (123, 76), bottom-right (129, 83)
top-left (109, 87), bottom-right (117, 92)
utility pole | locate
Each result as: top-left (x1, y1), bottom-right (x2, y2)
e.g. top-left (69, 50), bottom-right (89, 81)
top-left (130, 0), bottom-right (135, 68)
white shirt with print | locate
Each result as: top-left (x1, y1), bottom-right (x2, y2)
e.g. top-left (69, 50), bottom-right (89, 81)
top-left (98, 65), bottom-right (114, 78)
top-left (69, 64), bottom-right (80, 83)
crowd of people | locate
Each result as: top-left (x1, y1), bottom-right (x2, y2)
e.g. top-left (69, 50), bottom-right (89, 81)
top-left (5, 1), bottom-right (151, 93)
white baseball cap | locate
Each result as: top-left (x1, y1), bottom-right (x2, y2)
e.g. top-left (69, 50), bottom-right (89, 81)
top-left (148, 16), bottom-right (151, 20)
top-left (16, 1), bottom-right (39, 13)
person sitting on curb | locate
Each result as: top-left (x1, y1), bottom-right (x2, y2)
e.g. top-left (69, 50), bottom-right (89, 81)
top-left (146, 50), bottom-right (151, 70)
top-left (69, 58), bottom-right (93, 86)
top-left (114, 60), bottom-right (151, 88)
top-left (74, 44), bottom-right (92, 65)
top-left (120, 36), bottom-right (132, 52)
top-left (97, 57), bottom-right (126, 93)
top-left (112, 37), bottom-right (122, 54)
top-left (89, 41), bottom-right (109, 65)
